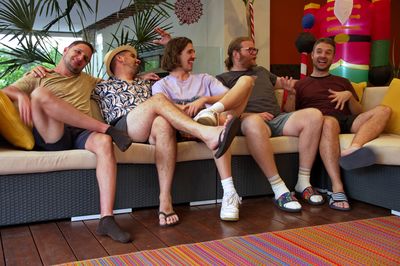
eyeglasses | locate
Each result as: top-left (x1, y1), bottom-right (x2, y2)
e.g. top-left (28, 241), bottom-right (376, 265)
top-left (241, 47), bottom-right (259, 55)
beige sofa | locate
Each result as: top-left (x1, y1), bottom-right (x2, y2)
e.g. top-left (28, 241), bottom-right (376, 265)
top-left (0, 86), bottom-right (398, 226)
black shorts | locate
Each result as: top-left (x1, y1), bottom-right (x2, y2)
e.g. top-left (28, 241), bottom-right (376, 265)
top-left (330, 114), bottom-right (358, 133)
top-left (33, 125), bottom-right (92, 151)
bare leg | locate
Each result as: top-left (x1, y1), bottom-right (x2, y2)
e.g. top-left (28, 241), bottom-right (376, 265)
top-left (124, 93), bottom-right (233, 151)
top-left (30, 87), bottom-right (108, 140)
top-left (148, 117), bottom-right (179, 226)
top-left (218, 75), bottom-right (254, 115)
top-left (30, 87), bottom-right (131, 151)
top-left (283, 108), bottom-right (323, 170)
top-left (319, 116), bottom-right (349, 209)
top-left (85, 132), bottom-right (130, 243)
top-left (342, 105), bottom-right (391, 155)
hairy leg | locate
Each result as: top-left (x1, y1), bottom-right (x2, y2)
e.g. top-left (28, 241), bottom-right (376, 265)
top-left (30, 87), bottom-right (108, 142)
top-left (148, 117), bottom-right (179, 226)
top-left (319, 116), bottom-right (349, 209)
top-left (343, 105), bottom-right (391, 154)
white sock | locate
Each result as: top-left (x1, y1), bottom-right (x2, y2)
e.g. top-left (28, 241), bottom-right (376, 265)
top-left (209, 102), bottom-right (225, 113)
top-left (221, 177), bottom-right (235, 195)
top-left (295, 167), bottom-right (312, 192)
top-left (269, 174), bottom-right (289, 199)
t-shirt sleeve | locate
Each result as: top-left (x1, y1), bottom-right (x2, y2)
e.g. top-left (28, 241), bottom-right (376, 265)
top-left (151, 79), bottom-right (168, 96)
top-left (205, 74), bottom-right (228, 96)
top-left (269, 71), bottom-right (278, 87)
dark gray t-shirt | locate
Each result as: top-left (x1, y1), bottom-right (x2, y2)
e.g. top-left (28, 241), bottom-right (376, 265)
top-left (216, 66), bottom-right (281, 116)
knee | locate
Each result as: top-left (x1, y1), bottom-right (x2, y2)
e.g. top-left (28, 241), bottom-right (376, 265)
top-left (378, 105), bottom-right (392, 120)
top-left (241, 115), bottom-right (270, 137)
top-left (151, 93), bottom-right (169, 104)
top-left (322, 116), bottom-right (340, 134)
top-left (237, 75), bottom-right (255, 89)
top-left (30, 86), bottom-right (52, 104)
top-left (306, 108), bottom-right (324, 125)
top-left (91, 133), bottom-right (114, 154)
top-left (152, 116), bottom-right (175, 137)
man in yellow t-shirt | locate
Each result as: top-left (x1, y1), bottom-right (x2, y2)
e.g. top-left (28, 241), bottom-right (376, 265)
top-left (2, 41), bottom-right (132, 243)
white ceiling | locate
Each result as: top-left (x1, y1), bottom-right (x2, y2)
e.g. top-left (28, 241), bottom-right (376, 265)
top-left (30, 0), bottom-right (132, 32)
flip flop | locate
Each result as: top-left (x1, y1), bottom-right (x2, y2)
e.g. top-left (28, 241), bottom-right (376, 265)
top-left (327, 192), bottom-right (351, 211)
top-left (339, 146), bottom-right (376, 170)
top-left (158, 211), bottom-right (179, 227)
top-left (295, 186), bottom-right (325, 206)
top-left (214, 116), bottom-right (240, 159)
top-left (273, 192), bottom-right (302, 213)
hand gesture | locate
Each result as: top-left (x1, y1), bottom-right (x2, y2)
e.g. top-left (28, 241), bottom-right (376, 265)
top-left (328, 89), bottom-right (352, 110)
top-left (153, 27), bottom-right (172, 46)
top-left (183, 98), bottom-right (206, 117)
top-left (29, 65), bottom-right (53, 78)
top-left (280, 76), bottom-right (296, 95)
top-left (139, 72), bottom-right (160, 81)
top-left (17, 93), bottom-right (33, 127)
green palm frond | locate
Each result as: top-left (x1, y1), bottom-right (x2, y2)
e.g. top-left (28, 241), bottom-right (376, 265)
top-left (0, 0), bottom-right (48, 42)
top-left (40, 0), bottom-right (95, 31)
top-left (126, 7), bottom-right (172, 53)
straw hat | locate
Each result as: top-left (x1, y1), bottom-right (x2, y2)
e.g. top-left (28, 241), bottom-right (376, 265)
top-left (104, 45), bottom-right (137, 77)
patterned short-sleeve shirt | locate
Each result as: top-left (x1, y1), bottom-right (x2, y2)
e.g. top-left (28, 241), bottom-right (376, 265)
top-left (92, 77), bottom-right (152, 124)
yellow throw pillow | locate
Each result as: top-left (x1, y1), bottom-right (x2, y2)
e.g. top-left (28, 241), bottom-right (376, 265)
top-left (351, 81), bottom-right (367, 102)
top-left (0, 90), bottom-right (34, 150)
top-left (381, 78), bottom-right (400, 134)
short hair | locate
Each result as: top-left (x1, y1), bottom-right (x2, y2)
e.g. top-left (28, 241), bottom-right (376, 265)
top-left (313, 38), bottom-right (336, 54)
top-left (225, 36), bottom-right (253, 70)
top-left (68, 40), bottom-right (96, 54)
top-left (161, 37), bottom-right (192, 72)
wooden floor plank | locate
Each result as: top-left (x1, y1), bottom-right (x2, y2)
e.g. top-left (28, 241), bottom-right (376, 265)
top-left (57, 221), bottom-right (108, 261)
top-left (0, 197), bottom-right (392, 265)
top-left (84, 214), bottom-right (141, 255)
top-left (30, 223), bottom-right (76, 266)
top-left (132, 207), bottom-right (195, 247)
top-left (1, 226), bottom-right (42, 266)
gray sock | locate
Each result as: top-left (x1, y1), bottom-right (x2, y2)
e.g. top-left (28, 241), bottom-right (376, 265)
top-left (96, 216), bottom-right (131, 243)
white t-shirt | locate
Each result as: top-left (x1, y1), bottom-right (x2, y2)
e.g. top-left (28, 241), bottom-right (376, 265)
top-left (152, 73), bottom-right (228, 106)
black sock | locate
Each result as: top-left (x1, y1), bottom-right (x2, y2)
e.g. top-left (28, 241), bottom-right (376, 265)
top-left (105, 126), bottom-right (132, 152)
top-left (96, 216), bottom-right (131, 243)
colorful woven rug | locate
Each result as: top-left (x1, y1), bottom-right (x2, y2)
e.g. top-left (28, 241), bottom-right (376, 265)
top-left (64, 216), bottom-right (400, 265)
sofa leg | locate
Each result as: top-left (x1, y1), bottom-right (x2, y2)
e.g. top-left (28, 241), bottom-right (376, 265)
top-left (391, 210), bottom-right (400, 216)
top-left (71, 208), bottom-right (132, 221)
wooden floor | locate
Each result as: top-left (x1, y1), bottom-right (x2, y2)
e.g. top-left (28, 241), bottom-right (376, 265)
top-left (0, 195), bottom-right (392, 266)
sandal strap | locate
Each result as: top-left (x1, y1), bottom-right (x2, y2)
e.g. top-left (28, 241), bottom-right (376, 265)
top-left (329, 192), bottom-right (348, 202)
top-left (301, 186), bottom-right (320, 200)
top-left (276, 192), bottom-right (298, 207)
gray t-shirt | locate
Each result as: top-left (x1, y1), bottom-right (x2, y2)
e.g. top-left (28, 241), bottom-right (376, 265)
top-left (216, 66), bottom-right (281, 117)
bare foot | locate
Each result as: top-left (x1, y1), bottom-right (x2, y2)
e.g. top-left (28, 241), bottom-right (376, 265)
top-left (159, 196), bottom-right (179, 226)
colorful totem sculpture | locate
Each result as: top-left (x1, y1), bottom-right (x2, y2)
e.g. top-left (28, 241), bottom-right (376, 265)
top-left (296, 0), bottom-right (391, 85)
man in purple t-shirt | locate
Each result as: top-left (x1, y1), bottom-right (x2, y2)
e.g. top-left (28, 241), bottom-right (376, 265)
top-left (293, 38), bottom-right (391, 211)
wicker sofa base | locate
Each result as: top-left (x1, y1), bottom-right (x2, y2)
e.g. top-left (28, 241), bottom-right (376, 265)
top-left (0, 160), bottom-right (217, 227)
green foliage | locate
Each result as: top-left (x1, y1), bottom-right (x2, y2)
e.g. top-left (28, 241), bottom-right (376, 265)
top-left (0, 0), bottom-right (174, 79)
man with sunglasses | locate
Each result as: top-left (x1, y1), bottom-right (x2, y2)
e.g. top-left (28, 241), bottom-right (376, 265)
top-left (216, 37), bottom-right (324, 213)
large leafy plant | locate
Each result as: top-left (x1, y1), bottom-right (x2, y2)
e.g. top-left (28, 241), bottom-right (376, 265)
top-left (0, 0), bottom-right (173, 82)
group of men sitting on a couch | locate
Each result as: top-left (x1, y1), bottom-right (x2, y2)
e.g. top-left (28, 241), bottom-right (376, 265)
top-left (1, 28), bottom-right (391, 243)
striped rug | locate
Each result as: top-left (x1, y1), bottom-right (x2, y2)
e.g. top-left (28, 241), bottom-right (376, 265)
top-left (63, 216), bottom-right (400, 265)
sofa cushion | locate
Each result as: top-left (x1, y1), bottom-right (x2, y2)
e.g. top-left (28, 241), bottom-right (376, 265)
top-left (351, 81), bottom-right (367, 102)
top-left (339, 133), bottom-right (400, 166)
top-left (361, 86), bottom-right (388, 111)
top-left (381, 78), bottom-right (400, 134)
top-left (0, 91), bottom-right (34, 150)
top-left (0, 148), bottom-right (97, 175)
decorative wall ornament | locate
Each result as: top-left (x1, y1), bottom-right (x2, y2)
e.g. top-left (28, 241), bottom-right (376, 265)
top-left (174, 0), bottom-right (203, 25)
top-left (243, 0), bottom-right (256, 44)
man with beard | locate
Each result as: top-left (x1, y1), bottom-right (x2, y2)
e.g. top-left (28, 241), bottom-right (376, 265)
top-left (152, 37), bottom-right (255, 221)
top-left (92, 45), bottom-right (242, 225)
top-left (216, 36), bottom-right (324, 213)
top-left (2, 41), bottom-right (133, 242)
top-left (292, 38), bottom-right (391, 211)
